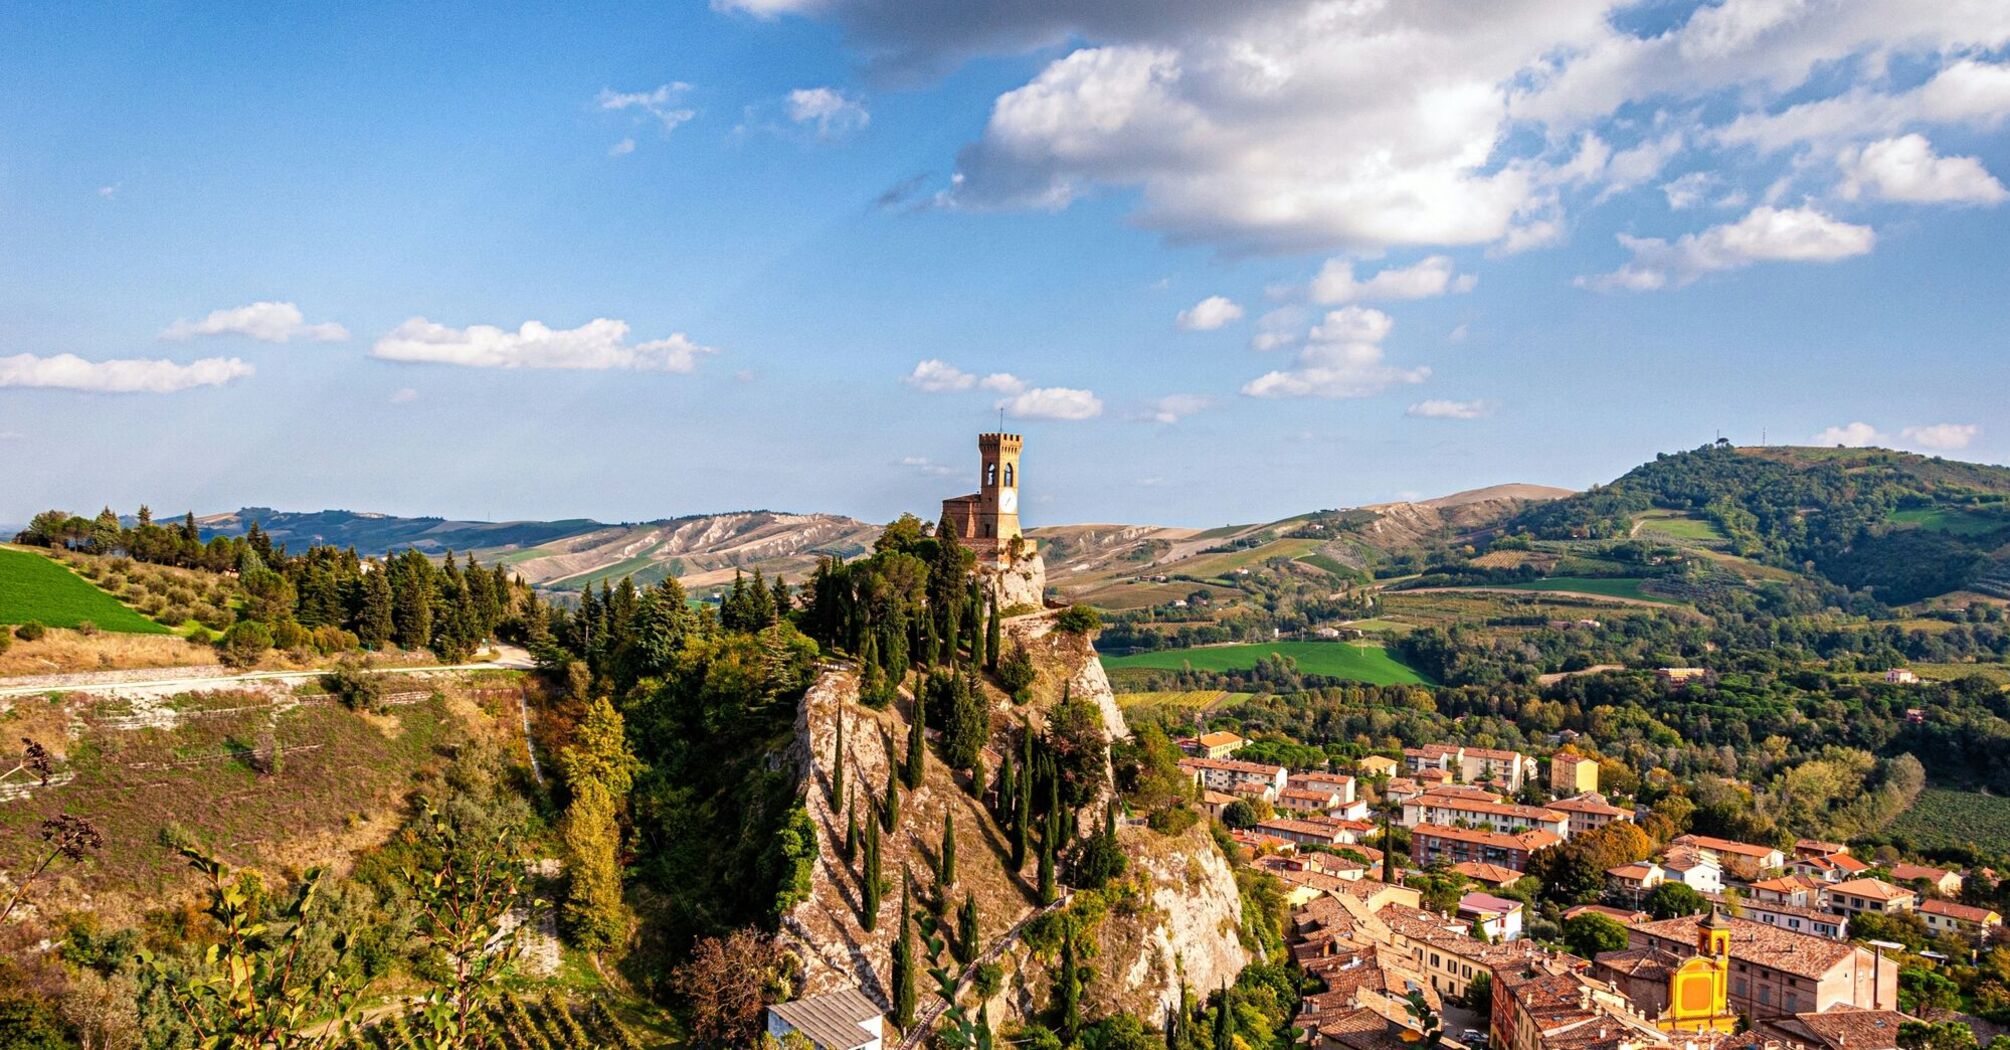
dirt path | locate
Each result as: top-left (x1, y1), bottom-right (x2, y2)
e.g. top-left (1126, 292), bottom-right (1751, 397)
top-left (896, 892), bottom-right (1071, 1050)
top-left (0, 644), bottom-right (535, 700)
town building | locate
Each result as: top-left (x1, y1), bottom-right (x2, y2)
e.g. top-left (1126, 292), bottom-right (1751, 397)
top-left (1259, 816), bottom-right (1365, 848)
top-left (1592, 909), bottom-right (1741, 1034)
top-left (1739, 899), bottom-right (1849, 941)
top-left (1825, 878), bottom-right (1916, 918)
top-left (1886, 863), bottom-right (1963, 896)
top-left (1787, 852), bottom-right (1870, 883)
top-left (1402, 744), bottom-right (1537, 792)
top-left (1401, 795), bottom-right (1569, 838)
top-left (1667, 835), bottom-right (1784, 881)
top-left (1551, 751), bottom-right (1600, 795)
top-left (1761, 1009), bottom-right (1910, 1050)
top-left (1179, 756), bottom-right (1288, 799)
top-left (1357, 755), bottom-right (1400, 778)
top-left (1656, 668), bottom-right (1711, 688)
top-left (1458, 891), bottom-right (1526, 941)
top-left (1884, 669), bottom-right (1920, 685)
top-left (1410, 824), bottom-right (1561, 873)
top-left (1607, 862), bottom-right (1664, 904)
top-left (1452, 861), bottom-right (1526, 888)
top-left (1293, 772), bottom-right (1361, 805)
top-left (1490, 966), bottom-right (1673, 1050)
top-left (1658, 848), bottom-right (1724, 895)
top-left (1918, 898), bottom-right (2002, 940)
top-left (766, 989), bottom-right (886, 1050)
top-left (1551, 793), bottom-right (1633, 838)
top-left (1188, 730), bottom-right (1246, 759)
top-left (1614, 914), bottom-right (1898, 1019)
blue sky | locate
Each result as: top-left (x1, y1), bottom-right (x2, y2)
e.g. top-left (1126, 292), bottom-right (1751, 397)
top-left (2, 1), bottom-right (2006, 529)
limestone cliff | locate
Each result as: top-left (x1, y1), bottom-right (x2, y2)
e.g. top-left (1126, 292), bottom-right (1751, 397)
top-left (779, 610), bottom-right (1248, 1032)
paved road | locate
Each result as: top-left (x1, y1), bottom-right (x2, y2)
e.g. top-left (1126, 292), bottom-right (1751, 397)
top-left (0, 644), bottom-right (535, 699)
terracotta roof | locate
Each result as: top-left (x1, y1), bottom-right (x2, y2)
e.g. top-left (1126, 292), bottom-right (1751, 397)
top-left (1407, 797), bottom-right (1567, 822)
top-left (1631, 914), bottom-right (1863, 980)
top-left (1551, 794), bottom-right (1628, 817)
top-left (1451, 861), bottom-right (1524, 885)
top-left (1777, 1008), bottom-right (1909, 1050)
top-left (1888, 862), bottom-right (1956, 883)
top-left (1421, 784), bottom-right (1505, 802)
top-left (1606, 863), bottom-right (1658, 881)
top-left (1919, 899), bottom-right (1998, 923)
top-left (1670, 834), bottom-right (1780, 859)
top-left (1414, 823), bottom-right (1563, 851)
top-left (1180, 755), bottom-right (1284, 776)
top-left (1564, 904), bottom-right (1649, 924)
top-left (1458, 892), bottom-right (1523, 917)
top-left (1829, 878), bottom-right (1915, 902)
top-left (1794, 838), bottom-right (1848, 856)
top-left (1595, 945), bottom-right (1683, 980)
top-left (1196, 730), bottom-right (1245, 748)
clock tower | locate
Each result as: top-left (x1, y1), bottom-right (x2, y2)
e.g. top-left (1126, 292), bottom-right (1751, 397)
top-left (939, 431), bottom-right (1033, 562)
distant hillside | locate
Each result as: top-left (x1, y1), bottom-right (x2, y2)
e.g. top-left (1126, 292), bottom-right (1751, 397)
top-left (201, 507), bottom-right (879, 596)
top-left (1504, 444), bottom-right (2010, 604)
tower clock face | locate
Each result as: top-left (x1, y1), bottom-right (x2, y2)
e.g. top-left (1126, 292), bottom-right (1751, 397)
top-left (999, 488), bottom-right (1019, 514)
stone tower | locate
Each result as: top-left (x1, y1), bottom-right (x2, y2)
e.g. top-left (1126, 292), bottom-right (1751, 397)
top-left (940, 432), bottom-right (1036, 563)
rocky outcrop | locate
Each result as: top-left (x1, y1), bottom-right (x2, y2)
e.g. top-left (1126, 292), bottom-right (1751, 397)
top-left (979, 552), bottom-right (1048, 611)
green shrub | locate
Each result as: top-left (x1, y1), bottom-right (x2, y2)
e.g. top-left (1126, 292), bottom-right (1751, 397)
top-left (321, 655), bottom-right (386, 712)
top-left (996, 644), bottom-right (1036, 700)
top-left (14, 621), bottom-right (47, 642)
top-left (218, 621), bottom-right (273, 668)
top-left (75, 621), bottom-right (98, 637)
top-left (1055, 603), bottom-right (1100, 634)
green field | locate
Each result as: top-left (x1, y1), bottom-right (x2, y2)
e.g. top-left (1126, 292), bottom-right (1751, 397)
top-left (1113, 689), bottom-right (1234, 711)
top-left (1494, 577), bottom-right (1676, 604)
top-left (1634, 511), bottom-right (1727, 542)
top-left (1295, 552), bottom-right (1356, 578)
top-left (1888, 788), bottom-right (2010, 853)
top-left (1100, 640), bottom-right (1432, 685)
top-left (1892, 507), bottom-right (2007, 537)
top-left (0, 547), bottom-right (169, 633)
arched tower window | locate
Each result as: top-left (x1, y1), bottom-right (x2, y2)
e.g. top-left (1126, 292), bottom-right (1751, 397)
top-left (1004, 464), bottom-right (1014, 487)
top-left (986, 463), bottom-right (997, 486)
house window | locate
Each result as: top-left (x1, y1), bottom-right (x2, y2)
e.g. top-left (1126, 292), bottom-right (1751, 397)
top-left (986, 463), bottom-right (997, 485)
top-left (1734, 978), bottom-right (1747, 997)
top-left (1004, 464), bottom-right (1014, 487)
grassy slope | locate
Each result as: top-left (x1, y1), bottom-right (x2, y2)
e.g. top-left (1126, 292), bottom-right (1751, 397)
top-left (1492, 577), bottom-right (1678, 603)
top-left (0, 546), bottom-right (168, 633)
top-left (1099, 639), bottom-right (1432, 685)
top-left (1888, 788), bottom-right (2010, 853)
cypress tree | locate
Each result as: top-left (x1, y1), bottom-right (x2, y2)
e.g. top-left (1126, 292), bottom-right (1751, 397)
top-left (1037, 820), bottom-right (1056, 905)
top-left (845, 796), bottom-right (858, 863)
top-left (941, 813), bottom-right (957, 888)
top-left (832, 707), bottom-right (846, 804)
top-left (985, 592), bottom-right (1001, 672)
top-left (862, 800), bottom-right (882, 931)
top-left (903, 684), bottom-right (926, 790)
top-left (1059, 924), bottom-right (1081, 1039)
top-left (940, 598), bottom-right (960, 667)
top-left (972, 757), bottom-right (987, 805)
top-left (885, 753), bottom-right (901, 830)
top-left (957, 891), bottom-right (979, 966)
top-left (1013, 752), bottom-right (1033, 871)
top-left (917, 609), bottom-right (938, 668)
top-left (893, 870), bottom-right (917, 1029)
top-left (997, 747), bottom-right (1016, 823)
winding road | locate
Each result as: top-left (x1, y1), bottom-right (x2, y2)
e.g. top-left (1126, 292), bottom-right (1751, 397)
top-left (0, 644), bottom-right (536, 700)
top-left (896, 891), bottom-right (1072, 1050)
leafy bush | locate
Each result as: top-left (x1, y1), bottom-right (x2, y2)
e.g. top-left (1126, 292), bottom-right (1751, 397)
top-left (321, 655), bottom-right (386, 712)
top-left (14, 621), bottom-right (47, 642)
top-left (996, 644), bottom-right (1036, 699)
top-left (217, 621), bottom-right (273, 669)
top-left (1055, 604), bottom-right (1100, 634)
top-left (75, 621), bottom-right (98, 637)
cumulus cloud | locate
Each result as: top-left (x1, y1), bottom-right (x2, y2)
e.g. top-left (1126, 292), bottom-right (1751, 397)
top-left (787, 87), bottom-right (870, 136)
top-left (898, 455), bottom-right (959, 477)
top-left (979, 372), bottom-right (1026, 393)
top-left (1250, 307), bottom-right (1306, 351)
top-left (1241, 305), bottom-right (1429, 399)
top-left (904, 359), bottom-right (977, 391)
top-left (1406, 398), bottom-right (1489, 419)
top-left (997, 386), bottom-right (1103, 420)
top-left (1811, 421), bottom-right (1884, 447)
top-left (1901, 423), bottom-right (1979, 450)
top-left (160, 301), bottom-right (348, 343)
top-left (1838, 134), bottom-right (2007, 204)
top-left (1310, 255), bottom-right (1475, 305)
top-left (609, 138), bottom-right (637, 157)
top-left (1175, 295), bottom-right (1243, 330)
top-left (371, 318), bottom-right (716, 372)
top-left (598, 84), bottom-right (696, 134)
top-left (1580, 206), bottom-right (1874, 291)
top-left (1139, 393), bottom-right (1214, 423)
top-left (0, 353), bottom-right (253, 393)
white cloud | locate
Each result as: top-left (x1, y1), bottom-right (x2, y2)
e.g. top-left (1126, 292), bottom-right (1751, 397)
top-left (1241, 305), bottom-right (1429, 399)
top-left (1141, 393), bottom-right (1214, 423)
top-left (979, 372), bottom-right (1026, 394)
top-left (1250, 307), bottom-right (1306, 351)
top-left (1310, 255), bottom-right (1475, 305)
top-left (609, 137), bottom-right (637, 157)
top-left (1901, 423), bottom-right (1979, 450)
top-left (1406, 398), bottom-right (1489, 419)
top-left (598, 84), bottom-right (696, 134)
top-left (1580, 205), bottom-right (1874, 291)
top-left (1661, 172), bottom-right (1715, 210)
top-left (904, 359), bottom-right (977, 392)
top-left (787, 87), bottom-right (870, 136)
top-left (898, 455), bottom-right (959, 477)
top-left (160, 301), bottom-right (348, 343)
top-left (997, 386), bottom-right (1103, 420)
top-left (0, 353), bottom-right (253, 393)
top-left (1810, 421), bottom-right (1884, 447)
top-left (389, 387), bottom-right (419, 404)
top-left (97, 183), bottom-right (119, 199)
top-left (370, 318), bottom-right (716, 372)
top-left (1715, 59), bottom-right (2010, 153)
top-left (1447, 323), bottom-right (1470, 343)
top-left (1838, 134), bottom-right (2007, 204)
top-left (1175, 295), bottom-right (1243, 330)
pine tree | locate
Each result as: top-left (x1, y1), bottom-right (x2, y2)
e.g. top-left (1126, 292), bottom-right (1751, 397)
top-left (985, 593), bottom-right (1001, 672)
top-left (770, 574), bottom-right (791, 619)
top-left (863, 801), bottom-right (882, 931)
top-left (1213, 987), bottom-right (1234, 1050)
top-left (941, 813), bottom-right (957, 888)
top-left (956, 892), bottom-right (979, 966)
top-left (358, 567), bottom-right (394, 649)
top-left (893, 870), bottom-right (917, 1029)
top-left (903, 684), bottom-right (926, 790)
